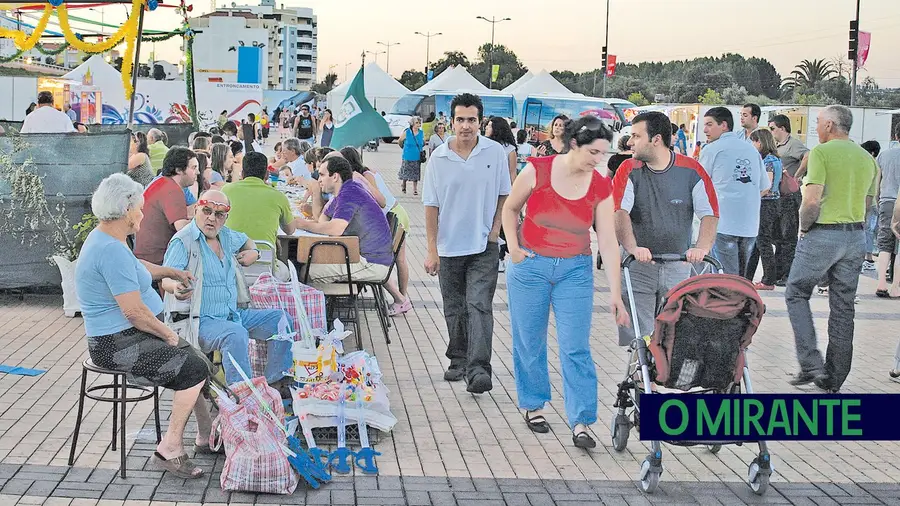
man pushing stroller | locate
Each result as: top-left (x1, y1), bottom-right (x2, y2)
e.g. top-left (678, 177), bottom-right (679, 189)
top-left (611, 112), bottom-right (719, 345)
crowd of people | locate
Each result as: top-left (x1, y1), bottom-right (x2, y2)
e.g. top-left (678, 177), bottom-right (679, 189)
top-left (61, 89), bottom-right (899, 479)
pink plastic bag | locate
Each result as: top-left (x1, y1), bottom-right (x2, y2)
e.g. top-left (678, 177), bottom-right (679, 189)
top-left (211, 377), bottom-right (298, 494)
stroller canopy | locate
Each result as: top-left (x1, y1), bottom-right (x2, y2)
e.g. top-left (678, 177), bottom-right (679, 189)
top-left (650, 274), bottom-right (766, 387)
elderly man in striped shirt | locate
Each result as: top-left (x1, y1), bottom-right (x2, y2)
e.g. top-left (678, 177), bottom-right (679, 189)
top-left (162, 189), bottom-right (293, 394)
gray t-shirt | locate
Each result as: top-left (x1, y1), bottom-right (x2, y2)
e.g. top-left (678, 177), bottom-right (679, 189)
top-left (615, 152), bottom-right (718, 255)
top-left (422, 136), bottom-right (511, 257)
top-left (776, 135), bottom-right (809, 177)
top-left (877, 147), bottom-right (900, 203)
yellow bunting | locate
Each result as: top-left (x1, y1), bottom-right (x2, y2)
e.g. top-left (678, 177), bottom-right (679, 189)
top-left (0, 0), bottom-right (146, 99)
top-left (0, 5), bottom-right (52, 51)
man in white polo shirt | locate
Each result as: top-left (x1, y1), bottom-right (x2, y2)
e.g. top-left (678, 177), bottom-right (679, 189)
top-left (423, 92), bottom-right (511, 395)
top-left (20, 91), bottom-right (76, 134)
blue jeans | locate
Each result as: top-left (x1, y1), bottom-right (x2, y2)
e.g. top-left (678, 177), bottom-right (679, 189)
top-left (712, 233), bottom-right (757, 277)
top-left (785, 227), bottom-right (865, 391)
top-left (507, 252), bottom-right (596, 428)
top-left (198, 308), bottom-right (292, 385)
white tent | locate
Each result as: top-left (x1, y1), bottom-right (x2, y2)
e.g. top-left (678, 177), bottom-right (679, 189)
top-left (502, 71), bottom-right (534, 93)
top-left (326, 62), bottom-right (409, 114)
top-left (509, 70), bottom-right (573, 102)
top-left (416, 66), bottom-right (488, 93)
top-left (63, 55), bottom-right (126, 108)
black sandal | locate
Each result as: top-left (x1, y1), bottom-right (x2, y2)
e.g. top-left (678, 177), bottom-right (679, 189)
top-left (524, 411), bottom-right (550, 433)
top-left (572, 430), bottom-right (596, 449)
top-left (876, 289), bottom-right (899, 299)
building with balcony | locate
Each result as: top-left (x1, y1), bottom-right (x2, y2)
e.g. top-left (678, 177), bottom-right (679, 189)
top-left (190, 1), bottom-right (317, 91)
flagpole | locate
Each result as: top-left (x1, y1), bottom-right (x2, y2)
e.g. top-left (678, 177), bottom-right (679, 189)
top-left (360, 50), bottom-right (367, 164)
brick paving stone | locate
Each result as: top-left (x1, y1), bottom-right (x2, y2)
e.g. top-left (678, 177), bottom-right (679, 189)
top-left (98, 485), bottom-right (130, 501)
top-left (355, 497), bottom-right (408, 506)
top-left (456, 499), bottom-right (504, 506)
top-left (330, 489), bottom-right (356, 505)
top-left (446, 478), bottom-right (474, 492)
top-left (356, 488), bottom-right (405, 499)
top-left (428, 491), bottom-right (456, 506)
top-left (3, 479), bottom-right (36, 495)
top-left (124, 486), bottom-right (155, 501)
top-left (526, 492), bottom-right (555, 506)
top-left (27, 480), bottom-right (59, 496)
top-left (52, 488), bottom-right (103, 499)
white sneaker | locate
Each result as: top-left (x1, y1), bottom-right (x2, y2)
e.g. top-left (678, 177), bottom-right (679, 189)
top-left (499, 259), bottom-right (506, 272)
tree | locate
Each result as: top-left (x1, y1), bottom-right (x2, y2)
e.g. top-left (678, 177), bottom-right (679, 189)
top-left (698, 89), bottom-right (725, 105)
top-left (429, 51), bottom-right (470, 79)
top-left (721, 84), bottom-right (748, 105)
top-left (783, 59), bottom-right (836, 90)
top-left (830, 55), bottom-right (851, 80)
top-left (310, 72), bottom-right (338, 94)
top-left (468, 43), bottom-right (528, 89)
top-left (152, 64), bottom-right (166, 81)
top-left (399, 69), bottom-right (425, 91)
top-left (627, 92), bottom-right (650, 106)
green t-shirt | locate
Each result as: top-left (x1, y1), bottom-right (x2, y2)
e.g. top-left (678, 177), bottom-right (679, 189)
top-left (222, 177), bottom-right (293, 248)
top-left (148, 142), bottom-right (169, 175)
top-left (805, 139), bottom-right (877, 224)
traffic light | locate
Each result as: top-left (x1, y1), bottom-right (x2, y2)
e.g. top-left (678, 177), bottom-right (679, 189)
top-left (849, 20), bottom-right (859, 61)
top-left (601, 46), bottom-right (608, 73)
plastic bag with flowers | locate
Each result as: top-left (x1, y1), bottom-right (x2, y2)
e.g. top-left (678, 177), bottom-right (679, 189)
top-left (291, 321), bottom-right (396, 432)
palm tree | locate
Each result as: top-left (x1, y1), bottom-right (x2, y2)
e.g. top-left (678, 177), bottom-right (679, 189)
top-left (782, 59), bottom-right (837, 90)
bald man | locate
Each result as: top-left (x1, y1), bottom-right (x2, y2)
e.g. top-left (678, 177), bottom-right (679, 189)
top-left (162, 190), bottom-right (293, 394)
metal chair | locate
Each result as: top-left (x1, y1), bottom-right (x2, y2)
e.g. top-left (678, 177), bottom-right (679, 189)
top-left (68, 359), bottom-right (161, 479)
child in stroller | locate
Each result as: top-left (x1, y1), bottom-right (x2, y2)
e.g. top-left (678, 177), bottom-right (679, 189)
top-left (611, 253), bottom-right (772, 495)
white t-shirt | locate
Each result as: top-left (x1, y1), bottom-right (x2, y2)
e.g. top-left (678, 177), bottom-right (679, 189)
top-left (422, 136), bottom-right (512, 257)
top-left (20, 106), bottom-right (76, 134)
top-left (286, 157), bottom-right (311, 180)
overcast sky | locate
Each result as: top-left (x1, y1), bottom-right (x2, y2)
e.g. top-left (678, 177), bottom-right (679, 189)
top-left (116, 0), bottom-right (900, 87)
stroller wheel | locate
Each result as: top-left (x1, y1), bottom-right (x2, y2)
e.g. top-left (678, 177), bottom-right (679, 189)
top-left (639, 458), bottom-right (661, 493)
top-left (747, 460), bottom-right (770, 495)
top-left (707, 444), bottom-right (722, 454)
top-left (611, 414), bottom-right (630, 452)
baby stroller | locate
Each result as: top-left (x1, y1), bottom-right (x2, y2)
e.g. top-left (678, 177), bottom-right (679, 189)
top-left (363, 138), bottom-right (380, 152)
top-left (611, 254), bottom-right (771, 495)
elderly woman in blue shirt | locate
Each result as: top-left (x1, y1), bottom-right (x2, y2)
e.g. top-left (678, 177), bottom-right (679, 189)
top-left (162, 189), bottom-right (292, 391)
top-left (75, 174), bottom-right (214, 480)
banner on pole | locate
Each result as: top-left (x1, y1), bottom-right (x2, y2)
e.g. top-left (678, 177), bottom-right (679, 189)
top-left (857, 31), bottom-right (871, 68)
top-left (606, 55), bottom-right (617, 77)
top-left (427, 69), bottom-right (434, 82)
top-left (491, 64), bottom-right (500, 83)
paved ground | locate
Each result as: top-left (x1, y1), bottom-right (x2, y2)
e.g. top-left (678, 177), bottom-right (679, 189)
top-left (2, 143), bottom-right (900, 505)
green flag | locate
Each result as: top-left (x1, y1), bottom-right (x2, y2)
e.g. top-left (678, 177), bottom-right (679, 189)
top-left (330, 67), bottom-right (392, 148)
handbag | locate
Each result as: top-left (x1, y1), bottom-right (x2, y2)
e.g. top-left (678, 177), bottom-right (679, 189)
top-left (211, 377), bottom-right (298, 494)
top-left (412, 130), bottom-right (426, 163)
top-left (779, 169), bottom-right (800, 194)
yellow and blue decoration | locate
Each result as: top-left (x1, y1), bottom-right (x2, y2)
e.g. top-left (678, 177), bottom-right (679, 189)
top-left (0, 0), bottom-right (159, 99)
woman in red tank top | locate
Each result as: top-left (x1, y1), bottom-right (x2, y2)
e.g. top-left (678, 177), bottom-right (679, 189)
top-left (501, 116), bottom-right (630, 450)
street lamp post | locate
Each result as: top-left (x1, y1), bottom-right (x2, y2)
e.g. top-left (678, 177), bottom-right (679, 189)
top-left (602, 0), bottom-right (610, 97)
top-left (376, 41), bottom-right (400, 75)
top-left (850, 0), bottom-right (861, 106)
top-left (366, 50), bottom-right (385, 64)
top-left (414, 31), bottom-right (442, 78)
top-left (344, 62), bottom-right (352, 81)
top-left (476, 16), bottom-right (511, 89)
